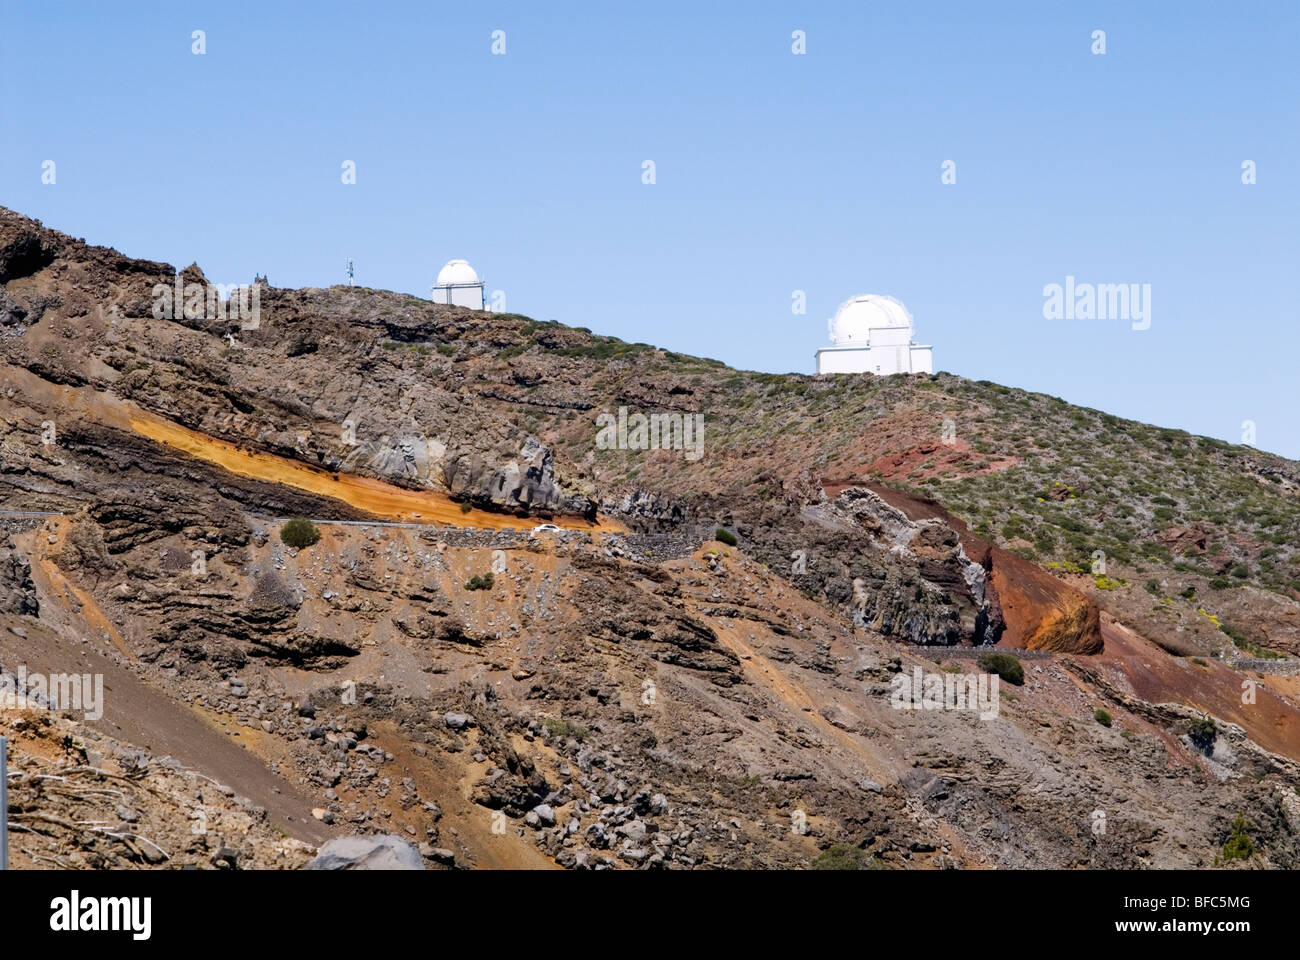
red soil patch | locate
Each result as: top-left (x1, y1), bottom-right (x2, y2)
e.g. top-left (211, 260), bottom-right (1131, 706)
top-left (819, 406), bottom-right (1018, 488)
top-left (1097, 617), bottom-right (1300, 764)
top-left (848, 439), bottom-right (1019, 483)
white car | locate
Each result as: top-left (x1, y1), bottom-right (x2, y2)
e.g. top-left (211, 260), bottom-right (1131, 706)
top-left (530, 523), bottom-right (561, 537)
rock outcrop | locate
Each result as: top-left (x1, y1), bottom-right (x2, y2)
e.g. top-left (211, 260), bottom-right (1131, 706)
top-left (864, 484), bottom-right (1103, 654)
top-left (306, 835), bottom-right (424, 870)
top-left (0, 533), bottom-right (38, 615)
top-left (445, 436), bottom-right (595, 518)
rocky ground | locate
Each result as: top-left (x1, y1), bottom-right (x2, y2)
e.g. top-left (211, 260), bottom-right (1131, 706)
top-left (0, 699), bottom-right (313, 870)
top-left (3, 206), bottom-right (1300, 869)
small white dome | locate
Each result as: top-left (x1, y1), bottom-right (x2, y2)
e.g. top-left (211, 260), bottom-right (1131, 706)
top-left (828, 294), bottom-right (913, 345)
top-left (436, 259), bottom-right (480, 286)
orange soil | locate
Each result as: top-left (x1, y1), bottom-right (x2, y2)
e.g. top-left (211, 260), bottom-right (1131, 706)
top-left (30, 517), bottom-right (134, 660)
top-left (128, 410), bottom-right (621, 532)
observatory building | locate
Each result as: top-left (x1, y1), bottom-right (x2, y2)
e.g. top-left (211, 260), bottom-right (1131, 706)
top-left (431, 259), bottom-right (485, 309)
top-left (815, 294), bottom-right (933, 375)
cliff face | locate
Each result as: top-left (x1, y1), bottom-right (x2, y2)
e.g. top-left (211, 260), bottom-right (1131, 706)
top-left (818, 487), bottom-right (1003, 647)
top-left (861, 484), bottom-right (1103, 654)
top-left (4, 206), bottom-right (1300, 871)
top-left (0, 207), bottom-right (599, 523)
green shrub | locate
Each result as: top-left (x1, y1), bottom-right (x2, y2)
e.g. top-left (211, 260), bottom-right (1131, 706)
top-left (542, 717), bottom-right (587, 741)
top-left (459, 500), bottom-right (473, 514)
top-left (1001, 518), bottom-right (1031, 541)
top-left (280, 517), bottom-right (321, 549)
top-left (810, 843), bottom-right (887, 871)
top-left (1221, 814), bottom-right (1254, 861)
top-left (714, 528), bottom-right (738, 546)
top-left (1219, 623), bottom-right (1248, 646)
top-left (1094, 708), bottom-right (1112, 727)
top-left (1188, 714), bottom-right (1217, 750)
top-left (977, 651), bottom-right (1024, 686)
top-left (464, 572), bottom-right (495, 591)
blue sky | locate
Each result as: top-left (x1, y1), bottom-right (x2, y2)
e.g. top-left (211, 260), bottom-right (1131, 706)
top-left (3, 1), bottom-right (1298, 455)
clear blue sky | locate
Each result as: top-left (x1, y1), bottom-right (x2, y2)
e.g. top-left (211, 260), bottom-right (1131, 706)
top-left (3, 1), bottom-right (1298, 455)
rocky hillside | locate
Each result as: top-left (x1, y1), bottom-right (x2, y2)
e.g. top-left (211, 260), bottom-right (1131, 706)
top-left (3, 205), bottom-right (1300, 870)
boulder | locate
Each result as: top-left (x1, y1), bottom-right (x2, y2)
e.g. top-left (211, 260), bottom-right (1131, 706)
top-left (0, 534), bottom-right (38, 616)
top-left (305, 834), bottom-right (424, 870)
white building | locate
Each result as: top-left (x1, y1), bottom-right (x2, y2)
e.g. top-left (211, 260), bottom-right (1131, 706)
top-left (431, 259), bottom-right (485, 309)
top-left (814, 294), bottom-right (933, 375)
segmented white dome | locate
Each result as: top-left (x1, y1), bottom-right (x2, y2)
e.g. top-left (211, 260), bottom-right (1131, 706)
top-left (828, 294), bottom-right (914, 345)
top-left (435, 259), bottom-right (480, 286)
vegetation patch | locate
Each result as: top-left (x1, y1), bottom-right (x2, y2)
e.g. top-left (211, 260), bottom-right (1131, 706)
top-left (977, 652), bottom-right (1024, 686)
top-left (811, 843), bottom-right (887, 871)
top-left (1220, 814), bottom-right (1254, 862)
top-left (542, 717), bottom-right (588, 741)
top-left (280, 517), bottom-right (320, 549)
top-left (1188, 714), bottom-right (1217, 751)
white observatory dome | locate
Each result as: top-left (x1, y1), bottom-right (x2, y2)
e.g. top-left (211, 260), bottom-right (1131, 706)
top-left (828, 294), bottom-right (913, 345)
top-left (436, 259), bottom-right (480, 286)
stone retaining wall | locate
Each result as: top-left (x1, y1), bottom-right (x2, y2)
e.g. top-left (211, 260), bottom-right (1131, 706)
top-left (1226, 657), bottom-right (1300, 675)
